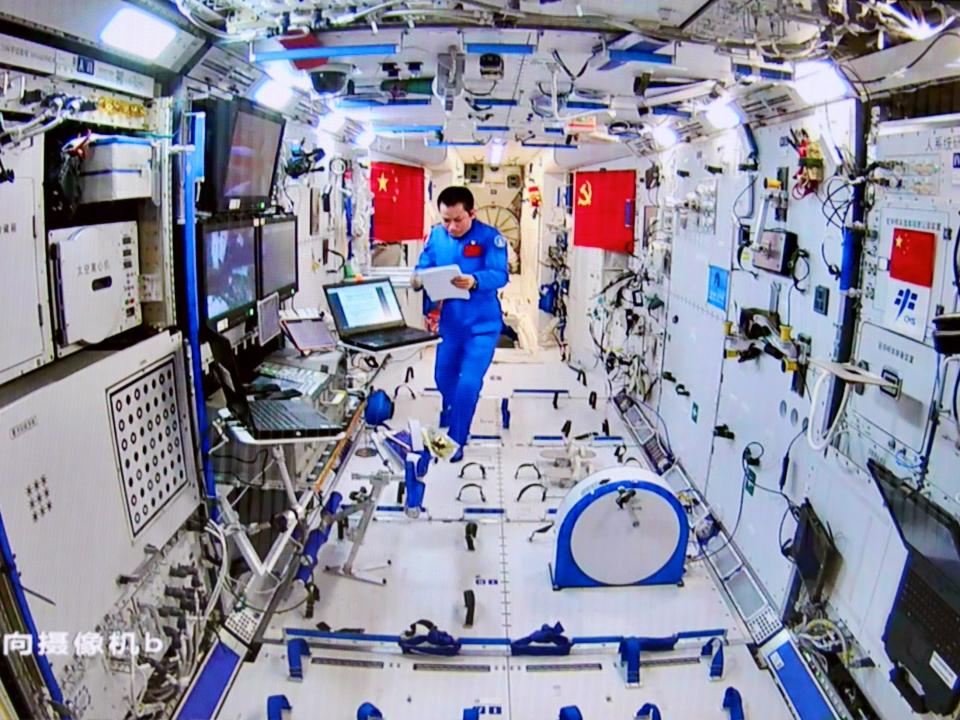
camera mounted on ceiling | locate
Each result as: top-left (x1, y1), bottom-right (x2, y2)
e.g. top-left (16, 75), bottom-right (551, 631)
top-left (308, 63), bottom-right (354, 96)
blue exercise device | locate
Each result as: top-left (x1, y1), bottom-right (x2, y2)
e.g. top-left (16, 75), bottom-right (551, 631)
top-left (551, 468), bottom-right (688, 589)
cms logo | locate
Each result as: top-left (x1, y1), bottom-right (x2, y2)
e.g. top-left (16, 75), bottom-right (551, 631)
top-left (893, 288), bottom-right (918, 320)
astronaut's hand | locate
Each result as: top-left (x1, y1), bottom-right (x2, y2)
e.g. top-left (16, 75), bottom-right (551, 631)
top-left (452, 275), bottom-right (477, 290)
top-left (410, 274), bottom-right (423, 290)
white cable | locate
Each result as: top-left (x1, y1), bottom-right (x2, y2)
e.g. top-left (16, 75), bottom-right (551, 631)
top-left (806, 369), bottom-right (851, 451)
top-left (202, 522), bottom-right (229, 625)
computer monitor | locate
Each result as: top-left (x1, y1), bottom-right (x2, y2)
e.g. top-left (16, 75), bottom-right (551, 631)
top-left (224, 108), bottom-right (284, 202)
top-left (258, 216), bottom-right (298, 300)
top-left (197, 98), bottom-right (285, 213)
top-left (324, 279), bottom-right (404, 338)
top-left (200, 219), bottom-right (257, 331)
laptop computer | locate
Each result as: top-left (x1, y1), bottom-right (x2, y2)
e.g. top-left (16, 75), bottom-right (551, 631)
top-left (868, 459), bottom-right (960, 715)
top-left (324, 278), bottom-right (437, 351)
top-left (207, 332), bottom-right (343, 441)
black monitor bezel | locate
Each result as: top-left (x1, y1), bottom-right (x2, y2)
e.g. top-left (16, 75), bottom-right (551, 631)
top-left (198, 217), bottom-right (258, 332)
top-left (197, 97), bottom-right (286, 214)
top-left (257, 214), bottom-right (299, 301)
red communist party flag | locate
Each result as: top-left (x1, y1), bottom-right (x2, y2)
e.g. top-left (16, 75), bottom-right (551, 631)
top-left (370, 162), bottom-right (424, 242)
top-left (889, 227), bottom-right (935, 288)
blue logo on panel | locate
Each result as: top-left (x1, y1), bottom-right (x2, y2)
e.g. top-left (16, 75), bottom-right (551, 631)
top-left (894, 288), bottom-right (918, 319)
top-left (707, 266), bottom-right (730, 310)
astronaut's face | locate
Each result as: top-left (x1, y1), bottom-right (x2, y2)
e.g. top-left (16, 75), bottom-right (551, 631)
top-left (440, 203), bottom-right (475, 238)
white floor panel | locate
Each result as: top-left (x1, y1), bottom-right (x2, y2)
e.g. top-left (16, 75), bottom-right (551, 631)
top-left (218, 647), bottom-right (511, 720)
top-left (505, 397), bottom-right (635, 445)
top-left (307, 521), bottom-right (507, 638)
top-left (216, 356), bottom-right (795, 719)
top-left (508, 646), bottom-right (792, 720)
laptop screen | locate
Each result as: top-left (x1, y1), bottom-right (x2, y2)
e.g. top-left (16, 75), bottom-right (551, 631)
top-left (326, 280), bottom-right (404, 336)
top-left (869, 459), bottom-right (960, 584)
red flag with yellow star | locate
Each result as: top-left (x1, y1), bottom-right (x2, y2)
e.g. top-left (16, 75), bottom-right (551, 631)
top-left (889, 227), bottom-right (935, 287)
top-left (370, 161), bottom-right (424, 242)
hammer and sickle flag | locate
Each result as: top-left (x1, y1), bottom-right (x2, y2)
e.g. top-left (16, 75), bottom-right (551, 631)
top-left (578, 180), bottom-right (593, 207)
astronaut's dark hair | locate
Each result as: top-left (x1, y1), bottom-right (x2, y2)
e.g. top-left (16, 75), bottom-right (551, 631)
top-left (437, 186), bottom-right (475, 212)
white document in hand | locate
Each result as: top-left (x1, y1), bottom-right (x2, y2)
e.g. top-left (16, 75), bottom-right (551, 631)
top-left (419, 264), bottom-right (469, 301)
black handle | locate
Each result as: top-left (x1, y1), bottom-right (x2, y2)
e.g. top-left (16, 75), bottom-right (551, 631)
top-left (517, 483), bottom-right (548, 503)
top-left (465, 522), bottom-right (478, 551)
top-left (463, 590), bottom-right (476, 627)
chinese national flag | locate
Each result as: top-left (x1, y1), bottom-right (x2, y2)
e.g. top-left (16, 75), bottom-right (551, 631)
top-left (889, 227), bottom-right (935, 287)
top-left (279, 34), bottom-right (328, 71)
top-left (370, 162), bottom-right (424, 242)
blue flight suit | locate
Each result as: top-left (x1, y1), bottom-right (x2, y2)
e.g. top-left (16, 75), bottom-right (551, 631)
top-left (416, 219), bottom-right (508, 448)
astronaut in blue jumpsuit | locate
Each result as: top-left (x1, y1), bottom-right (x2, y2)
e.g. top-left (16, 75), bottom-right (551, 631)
top-left (412, 186), bottom-right (508, 461)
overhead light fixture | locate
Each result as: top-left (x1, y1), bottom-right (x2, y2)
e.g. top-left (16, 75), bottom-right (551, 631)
top-left (316, 111), bottom-right (346, 134)
top-left (651, 124), bottom-right (678, 149)
top-left (355, 127), bottom-right (377, 148)
top-left (487, 138), bottom-right (506, 166)
top-left (254, 80), bottom-right (294, 111)
top-left (99, 7), bottom-right (177, 62)
top-left (263, 61), bottom-right (312, 92)
top-left (704, 98), bottom-right (742, 130)
top-left (792, 62), bottom-right (851, 105)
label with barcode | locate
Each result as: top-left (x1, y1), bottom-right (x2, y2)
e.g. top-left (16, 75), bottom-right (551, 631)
top-left (930, 650), bottom-right (959, 689)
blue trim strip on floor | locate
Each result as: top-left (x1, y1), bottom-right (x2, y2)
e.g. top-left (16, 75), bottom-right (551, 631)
top-left (459, 637), bottom-right (512, 646)
top-left (287, 629), bottom-right (401, 643)
top-left (464, 508), bottom-right (506, 515)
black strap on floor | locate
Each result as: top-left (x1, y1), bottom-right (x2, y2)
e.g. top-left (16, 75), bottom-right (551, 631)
top-left (405, 366), bottom-right (415, 383)
top-left (396, 480), bottom-right (406, 504)
top-left (561, 420), bottom-right (572, 437)
top-left (465, 522), bottom-right (478, 551)
top-left (517, 483), bottom-right (547, 502)
top-left (514, 463), bottom-right (542, 479)
top-left (527, 522), bottom-right (555, 542)
top-left (393, 384), bottom-right (416, 400)
top-left (553, 391), bottom-right (561, 409)
top-left (463, 590), bottom-right (476, 628)
top-left (457, 483), bottom-right (486, 502)
top-left (602, 419), bottom-right (610, 435)
top-left (589, 391), bottom-right (597, 409)
top-left (458, 462), bottom-right (486, 479)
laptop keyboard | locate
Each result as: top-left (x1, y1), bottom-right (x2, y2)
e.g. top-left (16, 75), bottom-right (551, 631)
top-left (250, 400), bottom-right (307, 431)
top-left (900, 568), bottom-right (960, 667)
top-left (358, 328), bottom-right (431, 345)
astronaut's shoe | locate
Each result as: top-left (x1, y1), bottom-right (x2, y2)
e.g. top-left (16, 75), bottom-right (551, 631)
top-left (450, 447), bottom-right (464, 463)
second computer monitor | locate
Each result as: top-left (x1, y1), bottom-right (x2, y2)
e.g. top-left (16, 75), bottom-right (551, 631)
top-left (259, 216), bottom-right (298, 301)
top-left (201, 219), bottom-right (257, 331)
